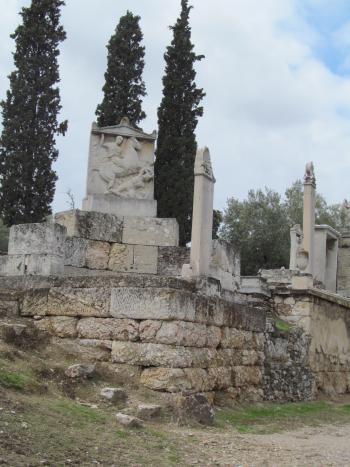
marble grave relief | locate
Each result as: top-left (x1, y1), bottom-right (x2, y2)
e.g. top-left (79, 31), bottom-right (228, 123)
top-left (86, 117), bottom-right (157, 200)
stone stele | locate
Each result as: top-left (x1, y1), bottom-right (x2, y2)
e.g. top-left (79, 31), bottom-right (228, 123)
top-left (82, 117), bottom-right (157, 218)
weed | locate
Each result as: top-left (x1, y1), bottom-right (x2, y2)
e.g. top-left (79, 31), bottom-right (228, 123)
top-left (275, 319), bottom-right (294, 332)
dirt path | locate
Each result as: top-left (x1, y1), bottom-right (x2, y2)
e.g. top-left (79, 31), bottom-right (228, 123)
top-left (173, 424), bottom-right (350, 467)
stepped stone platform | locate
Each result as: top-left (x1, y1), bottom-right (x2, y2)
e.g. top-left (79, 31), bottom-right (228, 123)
top-left (0, 272), bottom-right (315, 402)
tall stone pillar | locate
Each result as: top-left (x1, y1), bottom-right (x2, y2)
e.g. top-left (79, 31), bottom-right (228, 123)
top-left (302, 162), bottom-right (316, 275)
top-left (189, 147), bottom-right (216, 277)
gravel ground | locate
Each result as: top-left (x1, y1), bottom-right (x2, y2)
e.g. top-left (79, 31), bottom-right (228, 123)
top-left (175, 423), bottom-right (350, 467)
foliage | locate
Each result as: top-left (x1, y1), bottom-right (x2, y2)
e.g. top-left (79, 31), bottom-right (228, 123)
top-left (212, 209), bottom-right (223, 239)
top-left (96, 11), bottom-right (146, 128)
top-left (0, 219), bottom-right (9, 253)
top-left (221, 188), bottom-right (290, 275)
top-left (154, 0), bottom-right (205, 246)
top-left (0, 0), bottom-right (67, 226)
top-left (221, 181), bottom-right (343, 275)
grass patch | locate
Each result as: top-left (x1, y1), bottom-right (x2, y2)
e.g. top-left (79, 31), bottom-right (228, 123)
top-left (116, 429), bottom-right (131, 439)
top-left (275, 318), bottom-right (294, 332)
top-left (48, 399), bottom-right (107, 424)
top-left (0, 368), bottom-right (36, 391)
top-left (215, 401), bottom-right (350, 434)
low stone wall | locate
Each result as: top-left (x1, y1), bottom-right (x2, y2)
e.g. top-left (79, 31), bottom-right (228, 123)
top-left (0, 273), bottom-right (318, 403)
top-left (272, 288), bottom-right (350, 395)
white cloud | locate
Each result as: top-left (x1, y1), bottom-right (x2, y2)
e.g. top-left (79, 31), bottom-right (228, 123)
top-left (1, 0), bottom-right (350, 213)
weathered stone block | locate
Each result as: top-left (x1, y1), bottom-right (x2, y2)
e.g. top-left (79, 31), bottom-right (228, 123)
top-left (158, 246), bottom-right (190, 277)
top-left (221, 328), bottom-right (252, 349)
top-left (0, 255), bottom-right (25, 275)
top-left (64, 237), bottom-right (89, 268)
top-left (0, 300), bottom-right (19, 318)
top-left (85, 241), bottom-right (110, 270)
top-left (212, 349), bottom-right (242, 367)
top-left (138, 320), bottom-right (221, 349)
top-left (110, 287), bottom-right (196, 321)
top-left (139, 320), bottom-right (207, 347)
top-left (55, 209), bottom-right (123, 242)
top-left (242, 350), bottom-right (264, 366)
top-left (21, 289), bottom-right (49, 316)
top-left (206, 325), bottom-right (221, 348)
top-left (175, 394), bottom-right (215, 425)
top-left (140, 368), bottom-right (212, 392)
top-left (207, 367), bottom-right (232, 390)
top-left (137, 404), bottom-right (161, 419)
top-left (210, 240), bottom-right (240, 291)
top-left (133, 245), bottom-right (158, 274)
top-left (108, 244), bottom-right (158, 274)
top-left (77, 317), bottom-right (139, 341)
top-left (100, 387), bottom-right (127, 403)
top-left (8, 223), bottom-right (66, 256)
top-left (34, 316), bottom-right (78, 338)
top-left (65, 363), bottom-right (95, 378)
top-left (108, 244), bottom-right (134, 272)
top-left (111, 341), bottom-right (213, 368)
top-left (122, 217), bottom-right (179, 247)
top-left (64, 238), bottom-right (110, 270)
top-left (46, 287), bottom-right (110, 317)
top-left (194, 296), bottom-right (225, 327)
top-left (116, 413), bottom-right (143, 428)
top-left (0, 254), bottom-right (64, 276)
top-left (139, 320), bottom-right (162, 341)
top-left (51, 337), bottom-right (112, 361)
top-left (232, 366), bottom-right (262, 387)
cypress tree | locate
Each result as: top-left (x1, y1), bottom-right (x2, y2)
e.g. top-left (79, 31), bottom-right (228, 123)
top-left (0, 0), bottom-right (67, 227)
top-left (96, 11), bottom-right (146, 127)
top-left (155, 0), bottom-right (205, 246)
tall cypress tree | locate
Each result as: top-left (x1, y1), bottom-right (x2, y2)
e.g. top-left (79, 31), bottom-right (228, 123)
top-left (0, 0), bottom-right (67, 227)
top-left (155, 0), bottom-right (205, 246)
top-left (96, 11), bottom-right (146, 128)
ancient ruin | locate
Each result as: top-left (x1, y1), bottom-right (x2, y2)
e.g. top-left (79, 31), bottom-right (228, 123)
top-left (0, 124), bottom-right (349, 403)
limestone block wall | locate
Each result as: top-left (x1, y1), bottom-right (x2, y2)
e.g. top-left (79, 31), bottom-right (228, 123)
top-left (0, 274), bottom-right (316, 403)
top-left (272, 289), bottom-right (350, 395)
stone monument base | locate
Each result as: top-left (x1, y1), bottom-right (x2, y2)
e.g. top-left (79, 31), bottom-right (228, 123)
top-left (82, 194), bottom-right (157, 218)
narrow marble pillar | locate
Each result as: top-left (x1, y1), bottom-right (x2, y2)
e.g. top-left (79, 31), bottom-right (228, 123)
top-left (189, 147), bottom-right (216, 277)
top-left (302, 162), bottom-right (316, 275)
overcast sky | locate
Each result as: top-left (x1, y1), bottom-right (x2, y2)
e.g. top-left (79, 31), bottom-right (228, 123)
top-left (1, 0), bottom-right (350, 213)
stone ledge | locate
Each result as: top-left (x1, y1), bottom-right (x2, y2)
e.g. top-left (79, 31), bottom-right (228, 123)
top-left (0, 273), bottom-right (196, 293)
